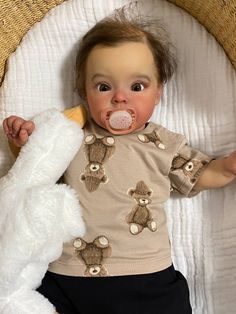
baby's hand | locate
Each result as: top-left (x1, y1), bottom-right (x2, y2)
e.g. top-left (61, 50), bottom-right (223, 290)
top-left (223, 151), bottom-right (236, 176)
top-left (3, 115), bottom-right (35, 147)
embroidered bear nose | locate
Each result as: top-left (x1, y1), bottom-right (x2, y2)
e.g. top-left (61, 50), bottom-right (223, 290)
top-left (90, 164), bottom-right (100, 172)
top-left (139, 198), bottom-right (148, 205)
top-left (185, 161), bottom-right (194, 171)
top-left (89, 266), bottom-right (101, 276)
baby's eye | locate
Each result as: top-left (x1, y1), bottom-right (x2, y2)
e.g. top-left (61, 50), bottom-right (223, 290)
top-left (97, 83), bottom-right (111, 92)
top-left (131, 82), bottom-right (145, 92)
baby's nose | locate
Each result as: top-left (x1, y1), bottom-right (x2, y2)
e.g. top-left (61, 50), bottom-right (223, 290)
top-left (111, 90), bottom-right (128, 105)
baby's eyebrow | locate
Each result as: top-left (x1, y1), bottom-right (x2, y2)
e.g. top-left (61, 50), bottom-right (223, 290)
top-left (131, 74), bottom-right (151, 81)
top-left (91, 73), bottom-right (151, 82)
top-left (91, 74), bottom-right (108, 81)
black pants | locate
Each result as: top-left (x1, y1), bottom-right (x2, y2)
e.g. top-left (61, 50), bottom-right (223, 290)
top-left (37, 265), bottom-right (192, 314)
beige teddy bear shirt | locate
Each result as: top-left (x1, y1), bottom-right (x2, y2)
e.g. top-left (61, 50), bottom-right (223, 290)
top-left (48, 120), bottom-right (212, 277)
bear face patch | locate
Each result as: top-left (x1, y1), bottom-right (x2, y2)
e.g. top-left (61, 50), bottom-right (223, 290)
top-left (73, 236), bottom-right (112, 277)
top-left (126, 181), bottom-right (157, 235)
top-left (171, 155), bottom-right (208, 184)
top-left (81, 134), bottom-right (115, 192)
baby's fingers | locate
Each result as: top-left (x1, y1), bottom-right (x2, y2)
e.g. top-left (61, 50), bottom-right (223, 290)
top-left (14, 121), bottom-right (35, 146)
top-left (21, 120), bottom-right (35, 136)
top-left (3, 116), bottom-right (35, 147)
top-left (3, 116), bottom-right (25, 137)
top-left (11, 117), bottom-right (27, 137)
top-left (2, 116), bottom-right (18, 135)
top-left (16, 129), bottom-right (30, 146)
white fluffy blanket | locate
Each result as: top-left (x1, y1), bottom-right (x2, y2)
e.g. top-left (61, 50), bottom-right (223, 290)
top-left (0, 110), bottom-right (85, 314)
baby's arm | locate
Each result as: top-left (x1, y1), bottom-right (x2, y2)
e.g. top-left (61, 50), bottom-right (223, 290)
top-left (194, 152), bottom-right (236, 191)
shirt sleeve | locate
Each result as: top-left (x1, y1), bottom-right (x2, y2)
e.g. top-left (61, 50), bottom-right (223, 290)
top-left (169, 139), bottom-right (213, 197)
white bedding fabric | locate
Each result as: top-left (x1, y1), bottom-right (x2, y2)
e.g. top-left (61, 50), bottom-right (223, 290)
top-left (0, 0), bottom-right (236, 313)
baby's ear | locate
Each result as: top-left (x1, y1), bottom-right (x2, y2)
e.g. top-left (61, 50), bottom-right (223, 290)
top-left (63, 105), bottom-right (87, 128)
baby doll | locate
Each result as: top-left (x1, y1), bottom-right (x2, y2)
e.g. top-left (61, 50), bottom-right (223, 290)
top-left (2, 7), bottom-right (236, 314)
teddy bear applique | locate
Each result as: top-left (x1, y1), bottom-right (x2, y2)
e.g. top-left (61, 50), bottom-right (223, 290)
top-left (81, 134), bottom-right (115, 192)
top-left (171, 154), bottom-right (208, 184)
top-left (126, 181), bottom-right (157, 235)
top-left (137, 129), bottom-right (166, 150)
top-left (73, 236), bottom-right (112, 277)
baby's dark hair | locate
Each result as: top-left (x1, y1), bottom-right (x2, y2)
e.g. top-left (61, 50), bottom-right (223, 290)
top-left (75, 5), bottom-right (176, 99)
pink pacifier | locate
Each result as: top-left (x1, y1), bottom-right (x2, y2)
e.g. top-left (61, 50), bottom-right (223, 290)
top-left (102, 108), bottom-right (136, 134)
top-left (109, 110), bottom-right (133, 130)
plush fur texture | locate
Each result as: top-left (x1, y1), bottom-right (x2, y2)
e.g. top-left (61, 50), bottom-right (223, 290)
top-left (0, 109), bottom-right (85, 314)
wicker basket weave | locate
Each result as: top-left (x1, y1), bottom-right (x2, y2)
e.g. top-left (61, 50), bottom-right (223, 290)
top-left (0, 0), bottom-right (235, 85)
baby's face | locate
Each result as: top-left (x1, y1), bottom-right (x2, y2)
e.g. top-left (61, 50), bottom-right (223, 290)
top-left (85, 41), bottom-right (162, 134)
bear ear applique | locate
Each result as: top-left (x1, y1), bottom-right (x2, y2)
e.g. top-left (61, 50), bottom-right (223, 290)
top-left (93, 236), bottom-right (109, 248)
top-left (102, 136), bottom-right (115, 146)
top-left (127, 187), bottom-right (135, 197)
top-left (84, 134), bottom-right (96, 145)
top-left (73, 237), bottom-right (87, 250)
top-left (137, 134), bottom-right (149, 143)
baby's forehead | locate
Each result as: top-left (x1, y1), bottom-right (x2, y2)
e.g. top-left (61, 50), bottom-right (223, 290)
top-left (83, 42), bottom-right (159, 85)
top-left (86, 41), bottom-right (155, 65)
top-left (89, 40), bottom-right (151, 53)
